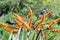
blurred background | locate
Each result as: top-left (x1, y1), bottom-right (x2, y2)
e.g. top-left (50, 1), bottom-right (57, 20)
top-left (0, 0), bottom-right (60, 40)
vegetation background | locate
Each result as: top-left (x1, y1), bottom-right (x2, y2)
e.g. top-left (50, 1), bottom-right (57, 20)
top-left (0, 0), bottom-right (60, 40)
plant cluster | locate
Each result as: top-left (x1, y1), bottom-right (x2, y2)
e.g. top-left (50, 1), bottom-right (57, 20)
top-left (0, 7), bottom-right (60, 40)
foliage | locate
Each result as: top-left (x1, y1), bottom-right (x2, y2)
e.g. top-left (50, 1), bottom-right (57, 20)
top-left (0, 7), bottom-right (60, 40)
top-left (0, 0), bottom-right (60, 40)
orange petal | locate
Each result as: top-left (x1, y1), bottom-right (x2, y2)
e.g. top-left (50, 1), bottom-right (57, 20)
top-left (14, 20), bottom-right (23, 28)
top-left (13, 13), bottom-right (31, 30)
top-left (15, 24), bottom-right (19, 29)
top-left (52, 29), bottom-right (60, 32)
top-left (35, 14), bottom-right (44, 26)
top-left (44, 11), bottom-right (52, 18)
top-left (0, 22), bottom-right (9, 27)
top-left (47, 18), bottom-right (60, 29)
top-left (37, 24), bottom-right (45, 29)
top-left (36, 30), bottom-right (40, 33)
top-left (20, 16), bottom-right (26, 21)
top-left (35, 11), bottom-right (52, 26)
top-left (28, 7), bottom-right (33, 17)
top-left (13, 13), bottom-right (26, 21)
top-left (4, 27), bottom-right (18, 33)
top-left (43, 34), bottom-right (48, 39)
top-left (47, 25), bottom-right (54, 29)
top-left (4, 27), bottom-right (13, 33)
top-left (54, 18), bottom-right (60, 22)
top-left (29, 17), bottom-right (32, 27)
top-left (13, 29), bottom-right (18, 33)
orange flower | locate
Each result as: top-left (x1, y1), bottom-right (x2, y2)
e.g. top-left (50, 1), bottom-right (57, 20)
top-left (13, 13), bottom-right (24, 23)
top-left (37, 24), bottom-right (45, 28)
top-left (21, 21), bottom-right (31, 30)
top-left (52, 29), bottom-right (60, 32)
top-left (20, 16), bottom-right (26, 21)
top-left (35, 11), bottom-right (51, 26)
top-left (13, 29), bottom-right (18, 33)
top-left (28, 7), bottom-right (33, 27)
top-left (48, 20), bottom-right (54, 25)
top-left (13, 13), bottom-right (26, 21)
top-left (43, 33), bottom-right (48, 39)
top-left (47, 18), bottom-right (60, 29)
top-left (36, 29), bottom-right (41, 33)
top-left (35, 14), bottom-right (44, 26)
top-left (14, 20), bottom-right (24, 28)
top-left (28, 7), bottom-right (33, 17)
top-left (29, 17), bottom-right (32, 27)
top-left (47, 20), bottom-right (54, 29)
top-left (0, 22), bottom-right (9, 27)
top-left (0, 22), bottom-right (15, 29)
top-left (13, 13), bottom-right (31, 30)
top-left (47, 25), bottom-right (54, 29)
top-left (54, 18), bottom-right (60, 22)
top-left (15, 24), bottom-right (19, 29)
top-left (36, 24), bottom-right (45, 33)
top-left (48, 18), bottom-right (60, 25)
top-left (4, 27), bottom-right (13, 33)
top-left (44, 11), bottom-right (52, 18)
top-left (4, 27), bottom-right (18, 33)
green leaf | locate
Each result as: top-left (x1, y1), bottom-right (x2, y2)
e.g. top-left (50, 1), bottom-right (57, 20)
top-left (21, 28), bottom-right (27, 40)
top-left (33, 32), bottom-right (37, 40)
top-left (28, 30), bottom-right (35, 40)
